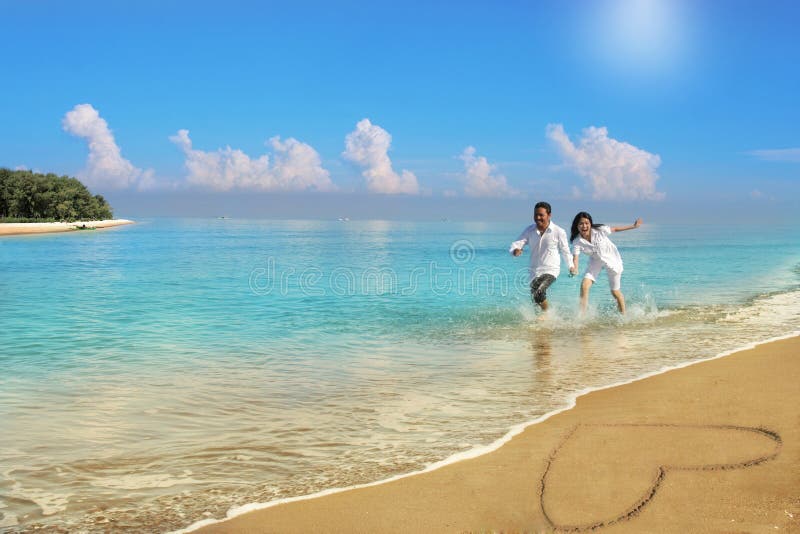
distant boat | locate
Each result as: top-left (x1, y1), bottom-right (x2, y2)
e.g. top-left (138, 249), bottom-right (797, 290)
top-left (338, 217), bottom-right (350, 222)
top-left (217, 216), bottom-right (230, 219)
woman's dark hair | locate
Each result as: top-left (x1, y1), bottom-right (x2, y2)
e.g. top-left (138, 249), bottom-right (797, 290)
top-left (570, 211), bottom-right (604, 242)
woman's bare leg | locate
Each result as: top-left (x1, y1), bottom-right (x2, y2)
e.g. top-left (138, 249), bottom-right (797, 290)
top-left (611, 289), bottom-right (625, 314)
top-left (580, 279), bottom-right (593, 313)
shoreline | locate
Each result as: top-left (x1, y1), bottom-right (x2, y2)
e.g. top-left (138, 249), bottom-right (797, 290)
top-left (180, 331), bottom-right (800, 533)
top-left (0, 219), bottom-right (134, 236)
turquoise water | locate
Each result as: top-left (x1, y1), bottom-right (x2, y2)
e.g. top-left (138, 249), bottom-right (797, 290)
top-left (1, 218), bottom-right (799, 531)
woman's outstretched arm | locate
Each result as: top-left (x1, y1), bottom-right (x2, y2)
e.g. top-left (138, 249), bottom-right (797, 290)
top-left (611, 218), bottom-right (642, 233)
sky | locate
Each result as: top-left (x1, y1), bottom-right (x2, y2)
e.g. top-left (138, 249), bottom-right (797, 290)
top-left (1, 0), bottom-right (798, 222)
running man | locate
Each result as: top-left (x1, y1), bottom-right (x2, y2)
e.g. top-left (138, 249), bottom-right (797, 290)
top-left (509, 201), bottom-right (573, 311)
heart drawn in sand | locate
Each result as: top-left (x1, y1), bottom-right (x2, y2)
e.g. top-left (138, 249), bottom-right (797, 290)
top-left (539, 423), bottom-right (782, 531)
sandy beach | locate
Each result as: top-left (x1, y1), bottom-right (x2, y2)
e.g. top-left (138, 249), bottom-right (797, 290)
top-left (192, 335), bottom-right (799, 533)
top-left (0, 219), bottom-right (134, 236)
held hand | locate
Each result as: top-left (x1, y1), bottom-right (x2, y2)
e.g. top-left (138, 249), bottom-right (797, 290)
top-left (634, 217), bottom-right (642, 228)
top-left (512, 248), bottom-right (522, 257)
top-left (569, 266), bottom-right (578, 277)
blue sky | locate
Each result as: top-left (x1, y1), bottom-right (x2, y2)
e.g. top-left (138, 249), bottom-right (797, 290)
top-left (1, 0), bottom-right (798, 221)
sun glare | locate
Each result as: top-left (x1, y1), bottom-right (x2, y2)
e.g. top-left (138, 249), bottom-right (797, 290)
top-left (577, 0), bottom-right (696, 84)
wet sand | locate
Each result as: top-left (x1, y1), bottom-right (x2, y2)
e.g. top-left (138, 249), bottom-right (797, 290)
top-left (0, 219), bottom-right (134, 236)
top-left (192, 334), bottom-right (799, 533)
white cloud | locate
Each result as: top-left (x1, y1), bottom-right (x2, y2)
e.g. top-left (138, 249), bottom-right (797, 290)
top-left (749, 189), bottom-right (778, 201)
top-left (458, 147), bottom-right (521, 198)
top-left (546, 123), bottom-right (664, 201)
top-left (14, 165), bottom-right (28, 171)
top-left (62, 104), bottom-right (154, 190)
top-left (170, 130), bottom-right (334, 192)
top-left (747, 148), bottom-right (800, 162)
top-left (342, 119), bottom-right (419, 194)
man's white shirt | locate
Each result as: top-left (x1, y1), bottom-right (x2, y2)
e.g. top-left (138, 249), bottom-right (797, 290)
top-left (509, 222), bottom-right (573, 279)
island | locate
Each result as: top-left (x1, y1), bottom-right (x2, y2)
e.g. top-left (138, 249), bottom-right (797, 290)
top-left (0, 168), bottom-right (134, 236)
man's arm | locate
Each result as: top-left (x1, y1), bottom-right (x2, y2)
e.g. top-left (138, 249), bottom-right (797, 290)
top-left (558, 229), bottom-right (573, 270)
top-left (509, 227), bottom-right (529, 256)
top-left (509, 239), bottom-right (526, 256)
top-left (611, 218), bottom-right (642, 233)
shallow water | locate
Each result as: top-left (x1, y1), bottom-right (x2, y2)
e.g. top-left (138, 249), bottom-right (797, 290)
top-left (1, 219), bottom-right (798, 531)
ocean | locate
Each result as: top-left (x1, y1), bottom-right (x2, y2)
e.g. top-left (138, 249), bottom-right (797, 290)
top-left (1, 218), bottom-right (798, 532)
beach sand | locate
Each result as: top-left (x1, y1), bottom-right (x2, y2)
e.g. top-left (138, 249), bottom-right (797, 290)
top-left (195, 335), bottom-right (799, 533)
top-left (0, 219), bottom-right (134, 236)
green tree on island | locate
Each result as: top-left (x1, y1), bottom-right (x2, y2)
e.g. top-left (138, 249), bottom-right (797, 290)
top-left (0, 168), bottom-right (113, 222)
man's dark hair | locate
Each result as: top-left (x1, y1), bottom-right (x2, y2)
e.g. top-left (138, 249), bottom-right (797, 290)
top-left (534, 201), bottom-right (551, 214)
